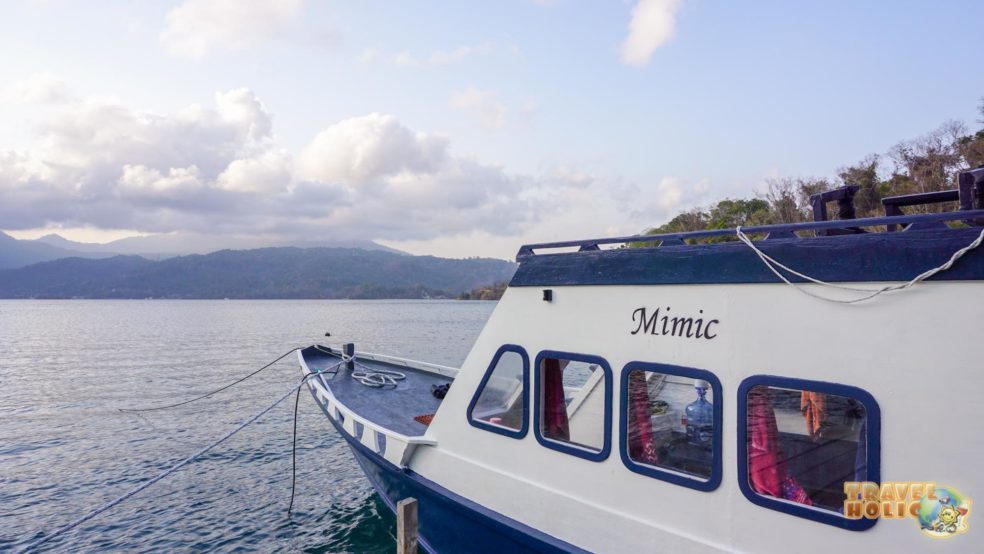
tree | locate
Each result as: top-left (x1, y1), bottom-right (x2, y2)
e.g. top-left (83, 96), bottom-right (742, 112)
top-left (889, 121), bottom-right (966, 197)
top-left (707, 198), bottom-right (771, 229)
top-left (837, 155), bottom-right (883, 218)
top-left (956, 99), bottom-right (984, 168)
top-left (762, 178), bottom-right (806, 224)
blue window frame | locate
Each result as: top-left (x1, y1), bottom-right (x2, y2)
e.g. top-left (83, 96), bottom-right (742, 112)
top-left (737, 375), bottom-right (880, 531)
top-left (533, 350), bottom-right (612, 462)
top-left (618, 362), bottom-right (722, 492)
top-left (467, 345), bottom-right (530, 439)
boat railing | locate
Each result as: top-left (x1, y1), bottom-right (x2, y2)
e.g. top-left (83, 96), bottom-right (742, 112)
top-left (517, 166), bottom-right (984, 259)
top-left (516, 208), bottom-right (984, 258)
top-left (355, 350), bottom-right (459, 379)
top-left (298, 351), bottom-right (439, 468)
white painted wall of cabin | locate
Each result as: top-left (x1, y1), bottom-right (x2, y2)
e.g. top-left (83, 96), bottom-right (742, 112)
top-left (410, 281), bottom-right (983, 553)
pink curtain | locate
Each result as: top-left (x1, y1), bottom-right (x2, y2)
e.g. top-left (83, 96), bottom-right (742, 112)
top-left (747, 387), bottom-right (811, 505)
top-left (542, 358), bottom-right (570, 441)
top-left (628, 371), bottom-right (659, 464)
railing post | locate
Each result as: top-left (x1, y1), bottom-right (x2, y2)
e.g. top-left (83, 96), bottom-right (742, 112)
top-left (344, 342), bottom-right (355, 370)
top-left (397, 497), bottom-right (418, 554)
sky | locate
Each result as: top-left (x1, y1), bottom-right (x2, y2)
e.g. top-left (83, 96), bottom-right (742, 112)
top-left (1, 0), bottom-right (982, 259)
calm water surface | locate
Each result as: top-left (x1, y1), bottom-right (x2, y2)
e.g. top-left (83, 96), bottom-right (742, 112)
top-left (0, 300), bottom-right (495, 553)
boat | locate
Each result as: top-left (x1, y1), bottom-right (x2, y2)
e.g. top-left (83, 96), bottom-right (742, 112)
top-left (298, 166), bottom-right (984, 552)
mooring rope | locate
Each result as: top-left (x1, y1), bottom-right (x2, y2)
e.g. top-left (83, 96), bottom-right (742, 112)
top-left (736, 225), bottom-right (984, 304)
top-left (119, 348), bottom-right (302, 412)
top-left (17, 364), bottom-right (340, 554)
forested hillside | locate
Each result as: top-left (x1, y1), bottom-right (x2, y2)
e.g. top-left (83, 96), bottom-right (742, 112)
top-left (0, 247), bottom-right (516, 299)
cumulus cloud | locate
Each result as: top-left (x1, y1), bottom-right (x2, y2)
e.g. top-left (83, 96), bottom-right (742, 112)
top-left (297, 114), bottom-right (448, 184)
top-left (0, 87), bottom-right (288, 233)
top-left (2, 73), bottom-right (71, 104)
top-left (160, 0), bottom-right (306, 60)
top-left (1, 80), bottom-right (699, 257)
top-left (621, 0), bottom-right (682, 66)
top-left (450, 87), bottom-right (507, 130)
top-left (0, 86), bottom-right (539, 242)
top-left (217, 149), bottom-right (291, 193)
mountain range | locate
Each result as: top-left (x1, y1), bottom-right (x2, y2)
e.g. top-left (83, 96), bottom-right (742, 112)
top-left (0, 231), bottom-right (401, 270)
top-left (0, 246), bottom-right (517, 299)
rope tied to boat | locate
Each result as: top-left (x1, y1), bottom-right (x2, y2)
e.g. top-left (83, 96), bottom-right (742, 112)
top-left (736, 225), bottom-right (984, 304)
top-left (118, 347), bottom-right (302, 412)
top-left (16, 360), bottom-right (342, 554)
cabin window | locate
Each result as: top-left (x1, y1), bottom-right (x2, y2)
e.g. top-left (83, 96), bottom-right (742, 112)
top-left (619, 362), bottom-right (722, 491)
top-left (533, 351), bottom-right (612, 461)
top-left (467, 345), bottom-right (529, 438)
top-left (738, 376), bottom-right (880, 531)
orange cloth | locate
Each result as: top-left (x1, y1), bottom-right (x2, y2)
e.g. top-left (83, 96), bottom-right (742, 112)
top-left (800, 391), bottom-right (827, 440)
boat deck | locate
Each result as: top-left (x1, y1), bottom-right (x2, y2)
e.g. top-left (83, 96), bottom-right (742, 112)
top-left (302, 347), bottom-right (451, 436)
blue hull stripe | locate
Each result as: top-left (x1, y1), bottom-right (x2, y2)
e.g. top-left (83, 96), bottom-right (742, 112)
top-left (510, 228), bottom-right (984, 286)
top-left (308, 387), bottom-right (588, 554)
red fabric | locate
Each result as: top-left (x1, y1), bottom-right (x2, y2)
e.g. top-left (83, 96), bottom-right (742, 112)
top-left (747, 387), bottom-right (812, 505)
top-left (627, 371), bottom-right (659, 464)
top-left (414, 414), bottom-right (435, 426)
top-left (542, 358), bottom-right (570, 441)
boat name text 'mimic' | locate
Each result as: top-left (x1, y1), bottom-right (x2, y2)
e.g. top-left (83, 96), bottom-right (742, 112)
top-left (630, 306), bottom-right (720, 340)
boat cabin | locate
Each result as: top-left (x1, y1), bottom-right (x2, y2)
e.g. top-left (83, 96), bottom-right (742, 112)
top-left (300, 166), bottom-right (984, 553)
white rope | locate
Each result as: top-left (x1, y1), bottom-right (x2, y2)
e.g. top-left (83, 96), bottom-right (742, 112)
top-left (15, 364), bottom-right (341, 554)
top-left (735, 226), bottom-right (984, 304)
top-left (313, 345), bottom-right (405, 388)
top-left (351, 359), bottom-right (406, 388)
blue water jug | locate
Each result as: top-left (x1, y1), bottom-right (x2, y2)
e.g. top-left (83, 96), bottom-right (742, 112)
top-left (685, 379), bottom-right (713, 447)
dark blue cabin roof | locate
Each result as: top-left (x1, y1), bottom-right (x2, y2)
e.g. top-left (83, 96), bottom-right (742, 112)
top-left (511, 210), bottom-right (984, 287)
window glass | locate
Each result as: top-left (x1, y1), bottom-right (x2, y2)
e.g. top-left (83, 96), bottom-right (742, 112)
top-left (470, 350), bottom-right (526, 432)
top-left (745, 385), bottom-right (868, 511)
top-left (625, 370), bottom-right (715, 480)
top-left (539, 357), bottom-right (607, 452)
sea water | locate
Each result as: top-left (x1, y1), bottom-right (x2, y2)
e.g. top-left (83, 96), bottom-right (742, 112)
top-left (0, 299), bottom-right (495, 553)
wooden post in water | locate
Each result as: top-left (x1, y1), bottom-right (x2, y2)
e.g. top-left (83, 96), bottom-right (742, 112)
top-left (396, 497), bottom-right (418, 554)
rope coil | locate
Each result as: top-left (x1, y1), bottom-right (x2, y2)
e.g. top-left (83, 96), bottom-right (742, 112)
top-left (314, 345), bottom-right (406, 388)
top-left (736, 225), bottom-right (984, 304)
top-left (351, 366), bottom-right (406, 387)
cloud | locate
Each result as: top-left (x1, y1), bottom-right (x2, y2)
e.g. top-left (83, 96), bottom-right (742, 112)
top-left (297, 113), bottom-right (448, 184)
top-left (623, 176), bottom-right (711, 220)
top-left (0, 88), bottom-right (538, 242)
top-left (393, 43), bottom-right (491, 67)
top-left (2, 73), bottom-right (71, 104)
top-left (160, 0), bottom-right (306, 60)
top-left (0, 87), bottom-right (288, 232)
top-left (1, 82), bottom-right (704, 258)
top-left (621, 0), bottom-right (682, 66)
top-left (550, 166), bottom-right (595, 189)
top-left (450, 87), bottom-right (507, 130)
top-left (217, 149), bottom-right (291, 193)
